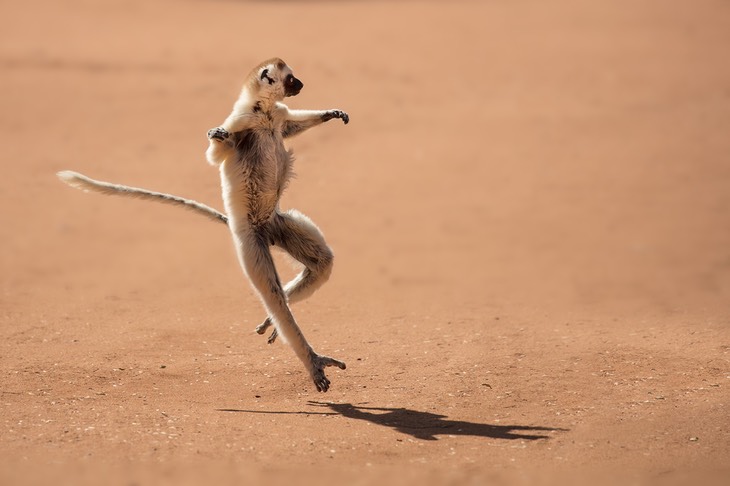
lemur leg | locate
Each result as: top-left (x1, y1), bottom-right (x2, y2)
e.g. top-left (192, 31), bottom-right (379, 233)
top-left (236, 228), bottom-right (345, 392)
top-left (255, 210), bottom-right (334, 344)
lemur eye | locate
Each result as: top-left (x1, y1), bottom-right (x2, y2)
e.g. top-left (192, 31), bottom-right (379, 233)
top-left (285, 74), bottom-right (294, 85)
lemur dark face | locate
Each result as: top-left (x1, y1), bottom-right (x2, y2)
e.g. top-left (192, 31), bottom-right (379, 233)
top-left (284, 73), bottom-right (303, 97)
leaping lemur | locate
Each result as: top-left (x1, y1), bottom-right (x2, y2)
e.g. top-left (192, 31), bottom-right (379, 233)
top-left (58, 58), bottom-right (350, 392)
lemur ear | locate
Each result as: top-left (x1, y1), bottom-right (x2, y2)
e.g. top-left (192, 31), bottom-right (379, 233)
top-left (260, 68), bottom-right (275, 85)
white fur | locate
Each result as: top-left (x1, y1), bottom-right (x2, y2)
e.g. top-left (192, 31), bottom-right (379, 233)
top-left (206, 59), bottom-right (349, 392)
top-left (57, 59), bottom-right (350, 392)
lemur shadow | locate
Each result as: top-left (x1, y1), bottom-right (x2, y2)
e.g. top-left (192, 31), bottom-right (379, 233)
top-left (308, 402), bottom-right (566, 441)
top-left (218, 402), bottom-right (566, 441)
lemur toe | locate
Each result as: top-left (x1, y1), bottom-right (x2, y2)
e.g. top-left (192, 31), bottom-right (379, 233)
top-left (267, 329), bottom-right (278, 345)
top-left (314, 375), bottom-right (331, 392)
top-left (255, 318), bottom-right (272, 335)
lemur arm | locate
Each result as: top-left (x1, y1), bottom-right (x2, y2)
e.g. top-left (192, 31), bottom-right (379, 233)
top-left (205, 109), bottom-right (261, 166)
top-left (282, 108), bottom-right (349, 139)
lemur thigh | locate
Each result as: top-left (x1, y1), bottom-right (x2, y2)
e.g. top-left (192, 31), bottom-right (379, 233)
top-left (275, 210), bottom-right (334, 302)
top-left (255, 210), bottom-right (334, 339)
top-left (236, 228), bottom-right (343, 392)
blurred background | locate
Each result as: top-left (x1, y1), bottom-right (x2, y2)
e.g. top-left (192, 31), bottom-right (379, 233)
top-left (2, 0), bottom-right (728, 316)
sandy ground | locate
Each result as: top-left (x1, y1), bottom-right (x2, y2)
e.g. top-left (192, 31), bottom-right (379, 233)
top-left (1, 0), bottom-right (729, 484)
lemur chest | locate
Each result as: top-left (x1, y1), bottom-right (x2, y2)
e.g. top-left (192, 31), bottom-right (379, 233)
top-left (234, 128), bottom-right (291, 174)
top-left (222, 127), bottom-right (292, 222)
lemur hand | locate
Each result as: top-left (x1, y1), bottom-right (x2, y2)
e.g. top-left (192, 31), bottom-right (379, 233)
top-left (207, 127), bottom-right (230, 141)
top-left (322, 110), bottom-right (349, 125)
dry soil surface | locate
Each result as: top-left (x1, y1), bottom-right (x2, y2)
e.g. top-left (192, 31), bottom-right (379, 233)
top-left (1, 0), bottom-right (729, 485)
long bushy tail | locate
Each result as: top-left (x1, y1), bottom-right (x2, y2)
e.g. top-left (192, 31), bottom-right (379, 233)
top-left (57, 170), bottom-right (228, 225)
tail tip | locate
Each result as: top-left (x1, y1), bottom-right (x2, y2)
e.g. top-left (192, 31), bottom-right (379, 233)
top-left (57, 170), bottom-right (78, 182)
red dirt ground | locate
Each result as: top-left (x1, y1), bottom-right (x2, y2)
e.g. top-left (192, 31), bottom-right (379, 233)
top-left (1, 0), bottom-right (729, 484)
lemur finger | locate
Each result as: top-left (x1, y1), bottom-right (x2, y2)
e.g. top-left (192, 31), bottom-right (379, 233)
top-left (207, 127), bottom-right (230, 140)
top-left (331, 110), bottom-right (349, 124)
top-left (322, 110), bottom-right (349, 124)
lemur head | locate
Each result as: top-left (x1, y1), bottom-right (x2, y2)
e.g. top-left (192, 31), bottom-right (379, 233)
top-left (248, 58), bottom-right (304, 101)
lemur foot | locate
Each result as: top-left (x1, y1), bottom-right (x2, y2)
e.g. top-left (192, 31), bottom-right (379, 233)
top-left (267, 329), bottom-right (278, 344)
top-left (255, 318), bottom-right (278, 344)
top-left (207, 127), bottom-right (230, 141)
top-left (310, 352), bottom-right (347, 392)
top-left (322, 110), bottom-right (349, 125)
top-left (309, 353), bottom-right (347, 392)
top-left (255, 318), bottom-right (272, 335)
